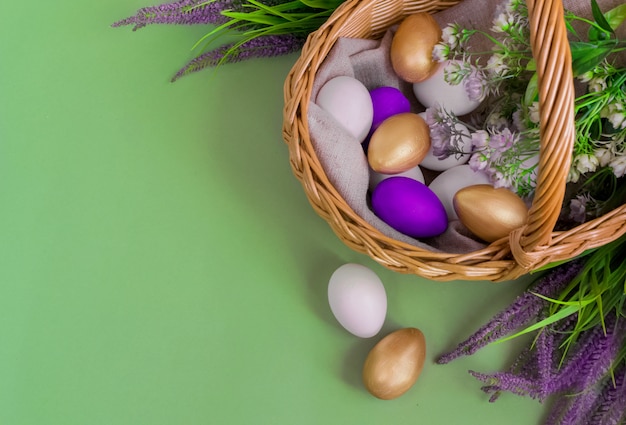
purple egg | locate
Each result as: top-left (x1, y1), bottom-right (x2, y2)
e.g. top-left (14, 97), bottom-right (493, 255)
top-left (371, 177), bottom-right (447, 238)
top-left (369, 87), bottom-right (411, 133)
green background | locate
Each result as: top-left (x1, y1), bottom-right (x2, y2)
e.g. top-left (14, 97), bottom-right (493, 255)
top-left (1, 1), bottom-right (548, 424)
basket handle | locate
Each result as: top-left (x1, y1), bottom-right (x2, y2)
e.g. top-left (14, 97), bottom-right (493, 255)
top-left (509, 0), bottom-right (576, 270)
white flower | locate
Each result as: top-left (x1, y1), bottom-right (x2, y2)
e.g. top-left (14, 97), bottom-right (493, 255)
top-left (609, 155), bottom-right (626, 178)
top-left (588, 77), bottom-right (607, 93)
top-left (486, 53), bottom-right (508, 77)
top-left (492, 12), bottom-right (514, 33)
top-left (574, 153), bottom-right (599, 174)
top-left (594, 147), bottom-right (614, 167)
top-left (567, 167), bottom-right (581, 183)
top-left (441, 25), bottom-right (459, 49)
top-left (432, 43), bottom-right (449, 62)
top-left (600, 102), bottom-right (626, 129)
top-left (528, 101), bottom-right (540, 124)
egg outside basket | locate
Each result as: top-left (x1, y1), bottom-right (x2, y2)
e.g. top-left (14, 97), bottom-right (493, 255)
top-left (282, 0), bottom-right (626, 282)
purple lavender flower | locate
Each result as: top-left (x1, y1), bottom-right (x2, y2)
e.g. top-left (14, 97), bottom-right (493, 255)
top-left (469, 370), bottom-right (546, 401)
top-left (111, 0), bottom-right (236, 31)
top-left (548, 314), bottom-right (625, 395)
top-left (467, 313), bottom-right (626, 425)
top-left (171, 34), bottom-right (304, 81)
top-left (436, 261), bottom-right (584, 364)
top-left (464, 72), bottom-right (487, 102)
top-left (545, 361), bottom-right (626, 425)
top-left (588, 364), bottom-right (626, 425)
top-left (544, 395), bottom-right (572, 425)
top-left (535, 326), bottom-right (555, 387)
top-left (556, 387), bottom-right (603, 425)
top-left (467, 315), bottom-right (579, 403)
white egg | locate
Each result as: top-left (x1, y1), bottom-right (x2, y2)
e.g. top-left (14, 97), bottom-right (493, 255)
top-left (369, 164), bottom-right (425, 191)
top-left (316, 76), bottom-right (374, 143)
top-left (328, 263), bottom-right (387, 338)
top-left (418, 112), bottom-right (472, 171)
top-left (412, 60), bottom-right (481, 116)
top-left (428, 165), bottom-right (492, 220)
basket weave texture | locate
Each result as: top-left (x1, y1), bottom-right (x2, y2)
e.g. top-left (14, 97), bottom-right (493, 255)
top-left (282, 0), bottom-right (626, 281)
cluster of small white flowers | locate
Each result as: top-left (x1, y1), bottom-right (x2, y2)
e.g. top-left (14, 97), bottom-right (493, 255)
top-left (576, 153), bottom-right (599, 174)
top-left (486, 53), bottom-right (508, 78)
top-left (441, 25), bottom-right (460, 50)
top-left (491, 0), bottom-right (528, 41)
top-left (570, 62), bottom-right (626, 186)
top-left (491, 10), bottom-right (516, 34)
top-left (569, 154), bottom-right (601, 184)
top-left (569, 148), bottom-right (626, 183)
top-left (590, 141), bottom-right (626, 180)
top-left (432, 24), bottom-right (466, 63)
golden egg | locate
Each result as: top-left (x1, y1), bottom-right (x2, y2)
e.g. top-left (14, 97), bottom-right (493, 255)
top-left (362, 327), bottom-right (426, 400)
top-left (367, 113), bottom-right (430, 174)
top-left (453, 184), bottom-right (529, 243)
top-left (390, 13), bottom-right (442, 83)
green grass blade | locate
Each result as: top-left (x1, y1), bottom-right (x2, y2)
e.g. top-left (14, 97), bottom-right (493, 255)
top-left (220, 11), bottom-right (285, 25)
top-left (493, 304), bottom-right (580, 344)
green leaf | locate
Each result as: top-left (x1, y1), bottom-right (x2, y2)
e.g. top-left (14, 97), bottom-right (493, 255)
top-left (524, 71), bottom-right (538, 105)
top-left (298, 0), bottom-right (343, 9)
top-left (570, 41), bottom-right (614, 75)
top-left (220, 11), bottom-right (284, 25)
top-left (588, 2), bottom-right (626, 41)
top-left (565, 18), bottom-right (579, 39)
top-left (530, 291), bottom-right (598, 307)
top-left (243, 0), bottom-right (300, 21)
top-left (591, 0), bottom-right (614, 33)
top-left (605, 3), bottom-right (626, 30)
top-left (494, 304), bottom-right (581, 344)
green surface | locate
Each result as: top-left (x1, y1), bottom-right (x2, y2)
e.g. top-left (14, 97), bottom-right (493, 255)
top-left (1, 1), bottom-right (548, 424)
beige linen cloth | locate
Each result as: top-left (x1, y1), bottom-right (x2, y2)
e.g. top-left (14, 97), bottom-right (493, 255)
top-left (307, 0), bottom-right (625, 254)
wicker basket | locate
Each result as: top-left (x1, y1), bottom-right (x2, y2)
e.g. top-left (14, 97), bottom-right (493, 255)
top-left (282, 0), bottom-right (626, 281)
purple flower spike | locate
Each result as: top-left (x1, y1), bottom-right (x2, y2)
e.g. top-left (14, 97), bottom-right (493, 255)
top-left (171, 34), bottom-right (304, 81)
top-left (111, 0), bottom-right (236, 30)
top-left (550, 315), bottom-right (625, 395)
top-left (469, 370), bottom-right (546, 400)
top-left (558, 387), bottom-right (602, 425)
top-left (588, 362), bottom-right (626, 425)
top-left (544, 395), bottom-right (573, 425)
top-left (536, 327), bottom-right (555, 386)
top-left (437, 261), bottom-right (584, 364)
